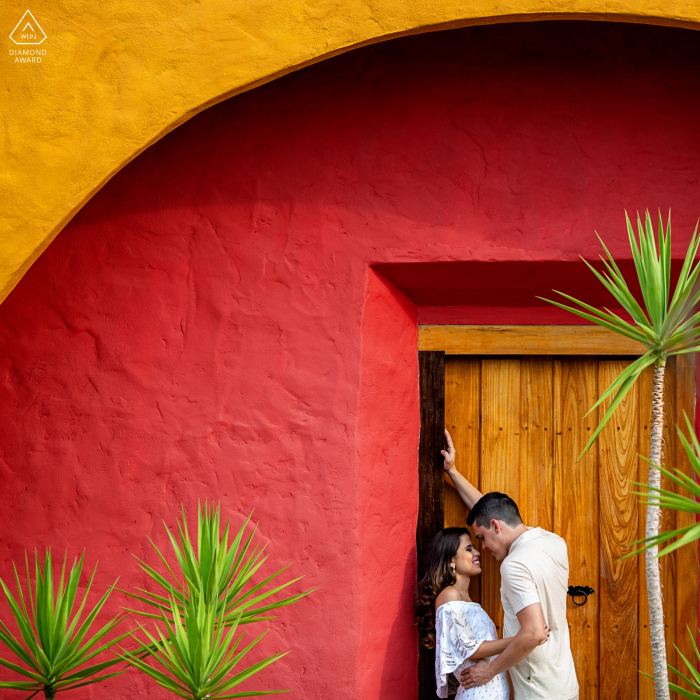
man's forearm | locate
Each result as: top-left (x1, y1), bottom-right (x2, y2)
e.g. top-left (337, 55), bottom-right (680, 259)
top-left (483, 630), bottom-right (541, 678)
top-left (445, 467), bottom-right (483, 509)
top-left (461, 605), bottom-right (548, 690)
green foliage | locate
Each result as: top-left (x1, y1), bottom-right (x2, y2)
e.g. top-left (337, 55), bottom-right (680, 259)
top-left (0, 550), bottom-right (128, 699)
top-left (541, 210), bottom-right (700, 456)
top-left (125, 503), bottom-right (311, 626)
top-left (641, 627), bottom-right (700, 699)
top-left (624, 413), bottom-right (700, 560)
top-left (122, 503), bottom-right (310, 699)
top-left (121, 591), bottom-right (287, 699)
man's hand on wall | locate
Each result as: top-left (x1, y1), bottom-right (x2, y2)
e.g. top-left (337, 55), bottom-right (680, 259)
top-left (441, 428), bottom-right (484, 509)
top-left (441, 428), bottom-right (456, 472)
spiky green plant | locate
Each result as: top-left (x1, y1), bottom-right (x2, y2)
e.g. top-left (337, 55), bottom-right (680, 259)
top-left (125, 503), bottom-right (310, 626)
top-left (543, 211), bottom-right (700, 456)
top-left (641, 627), bottom-right (700, 700)
top-left (122, 503), bottom-right (309, 699)
top-left (543, 210), bottom-right (700, 700)
top-left (0, 550), bottom-right (128, 699)
top-left (628, 413), bottom-right (700, 558)
top-left (121, 588), bottom-right (287, 699)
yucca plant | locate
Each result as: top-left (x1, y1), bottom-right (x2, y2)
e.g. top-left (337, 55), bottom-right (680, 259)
top-left (122, 503), bottom-right (309, 699)
top-left (0, 550), bottom-right (128, 699)
top-left (122, 587), bottom-right (288, 699)
top-left (543, 210), bottom-right (700, 700)
top-left (125, 503), bottom-right (310, 626)
top-left (629, 413), bottom-right (700, 558)
top-left (641, 627), bottom-right (700, 700)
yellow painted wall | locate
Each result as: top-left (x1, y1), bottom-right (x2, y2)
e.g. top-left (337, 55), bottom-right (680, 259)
top-left (2, 0), bottom-right (700, 304)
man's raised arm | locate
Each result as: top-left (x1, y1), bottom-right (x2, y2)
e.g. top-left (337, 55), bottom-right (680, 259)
top-left (442, 429), bottom-right (483, 509)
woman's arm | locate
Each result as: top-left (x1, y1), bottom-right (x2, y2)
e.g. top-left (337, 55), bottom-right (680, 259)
top-left (469, 637), bottom-right (512, 660)
top-left (468, 627), bottom-right (548, 661)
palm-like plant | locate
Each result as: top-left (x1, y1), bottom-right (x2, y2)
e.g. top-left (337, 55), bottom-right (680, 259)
top-left (642, 627), bottom-right (700, 700)
top-left (630, 413), bottom-right (700, 559)
top-left (0, 550), bottom-right (128, 699)
top-left (543, 210), bottom-right (700, 700)
top-left (122, 590), bottom-right (287, 699)
top-left (122, 503), bottom-right (309, 699)
top-left (125, 503), bottom-right (310, 626)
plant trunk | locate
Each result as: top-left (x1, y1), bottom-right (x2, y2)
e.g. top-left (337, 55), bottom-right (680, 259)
top-left (647, 363), bottom-right (670, 700)
top-left (43, 688), bottom-right (56, 699)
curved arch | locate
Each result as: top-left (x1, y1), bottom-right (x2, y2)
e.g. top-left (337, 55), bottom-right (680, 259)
top-left (2, 1), bottom-right (700, 303)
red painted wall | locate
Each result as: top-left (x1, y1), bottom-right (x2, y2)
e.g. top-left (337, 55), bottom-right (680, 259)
top-left (2, 20), bottom-right (700, 699)
top-left (358, 270), bottom-right (418, 698)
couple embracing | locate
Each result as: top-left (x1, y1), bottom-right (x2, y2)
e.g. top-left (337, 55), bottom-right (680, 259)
top-left (415, 430), bottom-right (579, 700)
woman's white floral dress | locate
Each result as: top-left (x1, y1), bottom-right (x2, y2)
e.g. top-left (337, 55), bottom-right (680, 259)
top-left (435, 601), bottom-right (510, 700)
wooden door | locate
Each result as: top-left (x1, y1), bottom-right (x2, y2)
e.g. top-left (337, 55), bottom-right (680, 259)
top-left (443, 354), bottom-right (698, 700)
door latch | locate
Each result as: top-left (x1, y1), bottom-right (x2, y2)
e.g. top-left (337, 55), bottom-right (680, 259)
top-left (567, 585), bottom-right (595, 606)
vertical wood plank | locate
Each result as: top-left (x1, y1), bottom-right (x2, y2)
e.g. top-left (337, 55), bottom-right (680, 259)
top-left (480, 358), bottom-right (521, 637)
top-left (444, 356), bottom-right (481, 604)
top-left (674, 354), bottom-right (698, 676)
top-left (520, 357), bottom-right (554, 530)
top-left (417, 351), bottom-right (445, 700)
top-left (599, 359), bottom-right (639, 700)
top-left (554, 358), bottom-right (599, 700)
top-left (638, 361), bottom-right (677, 700)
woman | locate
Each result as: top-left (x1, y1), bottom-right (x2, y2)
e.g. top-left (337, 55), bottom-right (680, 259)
top-left (416, 527), bottom-right (545, 699)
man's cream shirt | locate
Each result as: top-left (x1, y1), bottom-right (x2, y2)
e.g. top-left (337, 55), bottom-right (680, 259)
top-left (500, 527), bottom-right (579, 700)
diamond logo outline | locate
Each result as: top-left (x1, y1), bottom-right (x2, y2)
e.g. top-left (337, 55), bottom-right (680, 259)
top-left (10, 10), bottom-right (46, 45)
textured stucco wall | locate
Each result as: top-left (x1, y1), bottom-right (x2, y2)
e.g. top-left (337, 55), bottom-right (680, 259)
top-left (358, 270), bottom-right (418, 698)
top-left (3, 1), bottom-right (700, 306)
top-left (2, 21), bottom-right (700, 699)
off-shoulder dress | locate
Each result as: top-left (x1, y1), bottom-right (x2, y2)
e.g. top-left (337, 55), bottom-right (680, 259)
top-left (434, 601), bottom-right (510, 700)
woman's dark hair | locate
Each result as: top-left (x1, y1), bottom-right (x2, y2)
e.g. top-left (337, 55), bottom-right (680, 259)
top-left (414, 527), bottom-right (470, 649)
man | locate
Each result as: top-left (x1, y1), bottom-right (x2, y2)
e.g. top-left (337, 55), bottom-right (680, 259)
top-left (442, 429), bottom-right (579, 700)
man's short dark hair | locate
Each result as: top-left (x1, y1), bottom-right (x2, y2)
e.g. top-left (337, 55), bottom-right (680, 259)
top-left (466, 492), bottom-right (523, 528)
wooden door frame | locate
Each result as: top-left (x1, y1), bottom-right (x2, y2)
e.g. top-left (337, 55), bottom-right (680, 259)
top-left (418, 324), bottom-right (647, 355)
top-left (416, 325), bottom-right (698, 700)
top-left (417, 350), bottom-right (445, 698)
